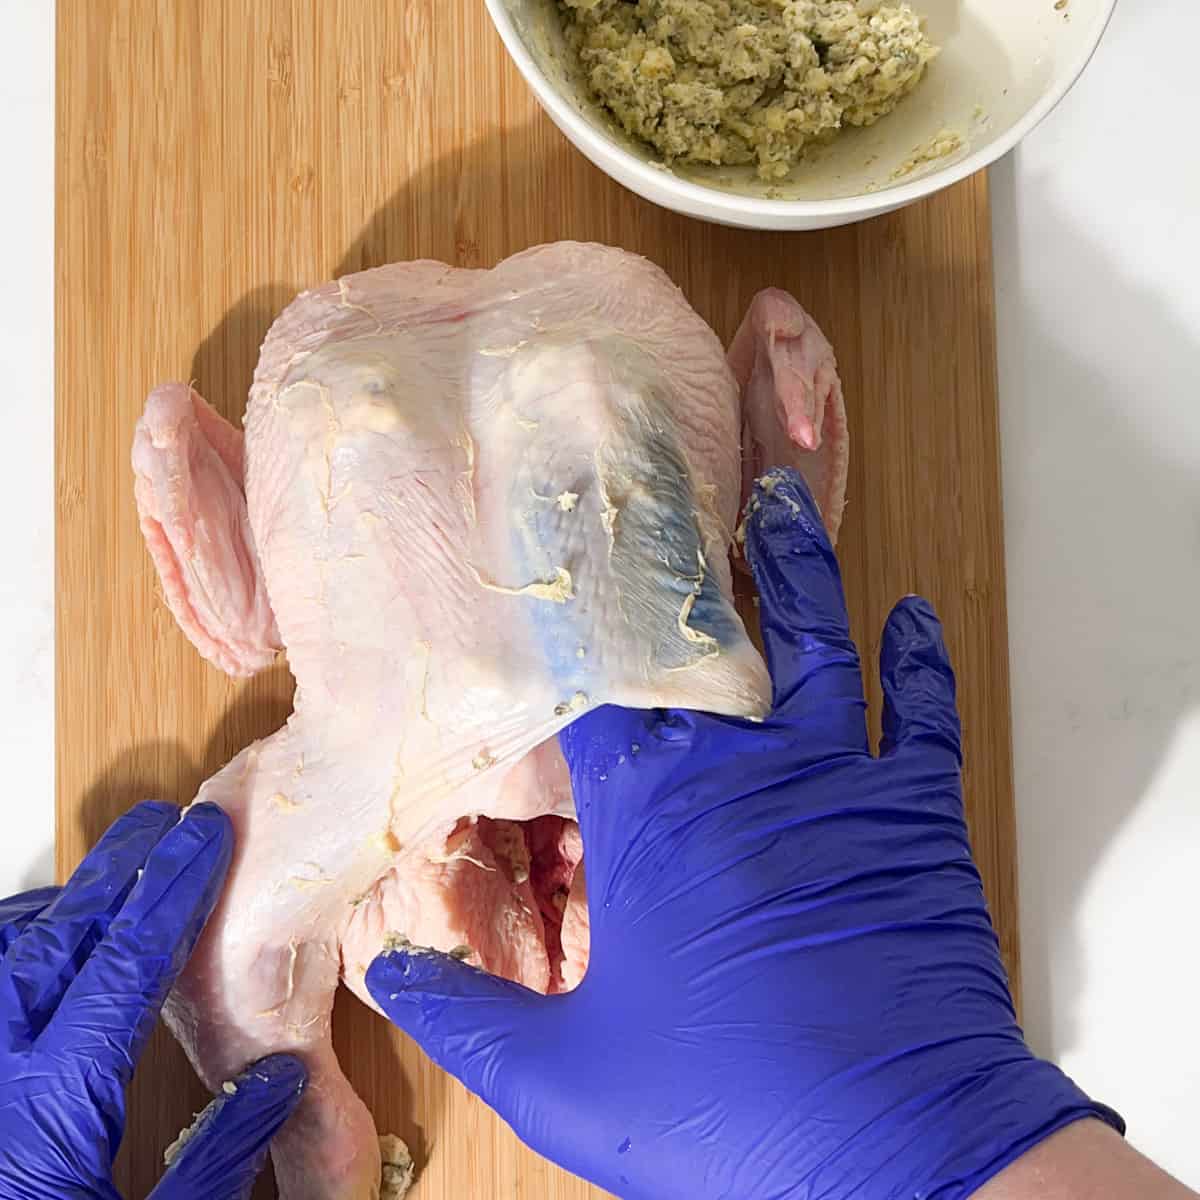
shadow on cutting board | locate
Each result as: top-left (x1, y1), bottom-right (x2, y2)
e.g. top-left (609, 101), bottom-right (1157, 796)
top-left (332, 117), bottom-right (845, 347)
top-left (190, 285), bottom-right (297, 428)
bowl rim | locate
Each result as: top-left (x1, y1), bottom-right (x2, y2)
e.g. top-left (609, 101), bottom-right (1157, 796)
top-left (483, 0), bottom-right (1119, 218)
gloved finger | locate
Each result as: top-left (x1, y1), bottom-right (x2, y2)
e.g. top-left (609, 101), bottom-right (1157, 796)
top-left (368, 948), bottom-right (547, 1110)
top-left (149, 1054), bottom-right (307, 1200)
top-left (0, 801), bottom-right (179, 1035)
top-left (743, 468), bottom-right (868, 753)
top-left (879, 596), bottom-right (962, 768)
top-left (52, 802), bottom-right (233, 1087)
top-left (0, 886), bottom-right (60, 955)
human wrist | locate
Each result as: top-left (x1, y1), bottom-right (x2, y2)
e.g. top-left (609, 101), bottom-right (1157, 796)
top-left (838, 1043), bottom-right (1122, 1199)
top-left (973, 1117), bottom-right (1197, 1199)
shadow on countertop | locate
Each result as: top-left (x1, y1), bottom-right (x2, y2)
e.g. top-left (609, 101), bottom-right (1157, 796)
top-left (990, 155), bottom-right (1200, 1069)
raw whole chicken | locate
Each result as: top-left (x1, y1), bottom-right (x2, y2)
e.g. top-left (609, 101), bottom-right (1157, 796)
top-left (132, 242), bottom-right (848, 1199)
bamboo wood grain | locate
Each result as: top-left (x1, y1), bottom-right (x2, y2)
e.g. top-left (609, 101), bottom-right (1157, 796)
top-left (56, 2), bottom-right (1018, 1196)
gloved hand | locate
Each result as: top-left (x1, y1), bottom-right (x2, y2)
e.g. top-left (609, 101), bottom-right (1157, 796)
top-left (368, 467), bottom-right (1121, 1200)
top-left (0, 801), bottom-right (307, 1200)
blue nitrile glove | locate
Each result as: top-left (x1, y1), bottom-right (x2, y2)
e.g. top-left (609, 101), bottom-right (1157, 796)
top-left (367, 467), bottom-right (1122, 1200)
top-left (0, 800), bottom-right (307, 1200)
top-left (0, 886), bottom-right (60, 954)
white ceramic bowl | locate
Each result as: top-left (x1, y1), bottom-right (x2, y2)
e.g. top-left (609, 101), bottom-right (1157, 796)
top-left (484, 0), bottom-right (1118, 230)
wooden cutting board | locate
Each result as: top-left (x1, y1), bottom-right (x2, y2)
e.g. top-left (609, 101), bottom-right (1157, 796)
top-left (56, 2), bottom-right (1017, 1197)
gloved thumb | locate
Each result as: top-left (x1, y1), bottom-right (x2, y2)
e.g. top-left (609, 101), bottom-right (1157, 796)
top-left (367, 947), bottom-right (547, 1112)
top-left (149, 1053), bottom-right (307, 1200)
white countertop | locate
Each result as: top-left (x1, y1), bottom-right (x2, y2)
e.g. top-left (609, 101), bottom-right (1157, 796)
top-left (991, 0), bottom-right (1199, 1178)
top-left (0, 0), bottom-right (54, 895)
top-left (3, 0), bottom-right (1196, 1185)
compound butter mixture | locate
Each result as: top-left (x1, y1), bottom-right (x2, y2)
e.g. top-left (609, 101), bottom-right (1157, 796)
top-left (558, 0), bottom-right (939, 179)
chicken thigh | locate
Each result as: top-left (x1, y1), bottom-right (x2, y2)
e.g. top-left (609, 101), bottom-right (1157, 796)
top-left (132, 242), bottom-right (847, 1199)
